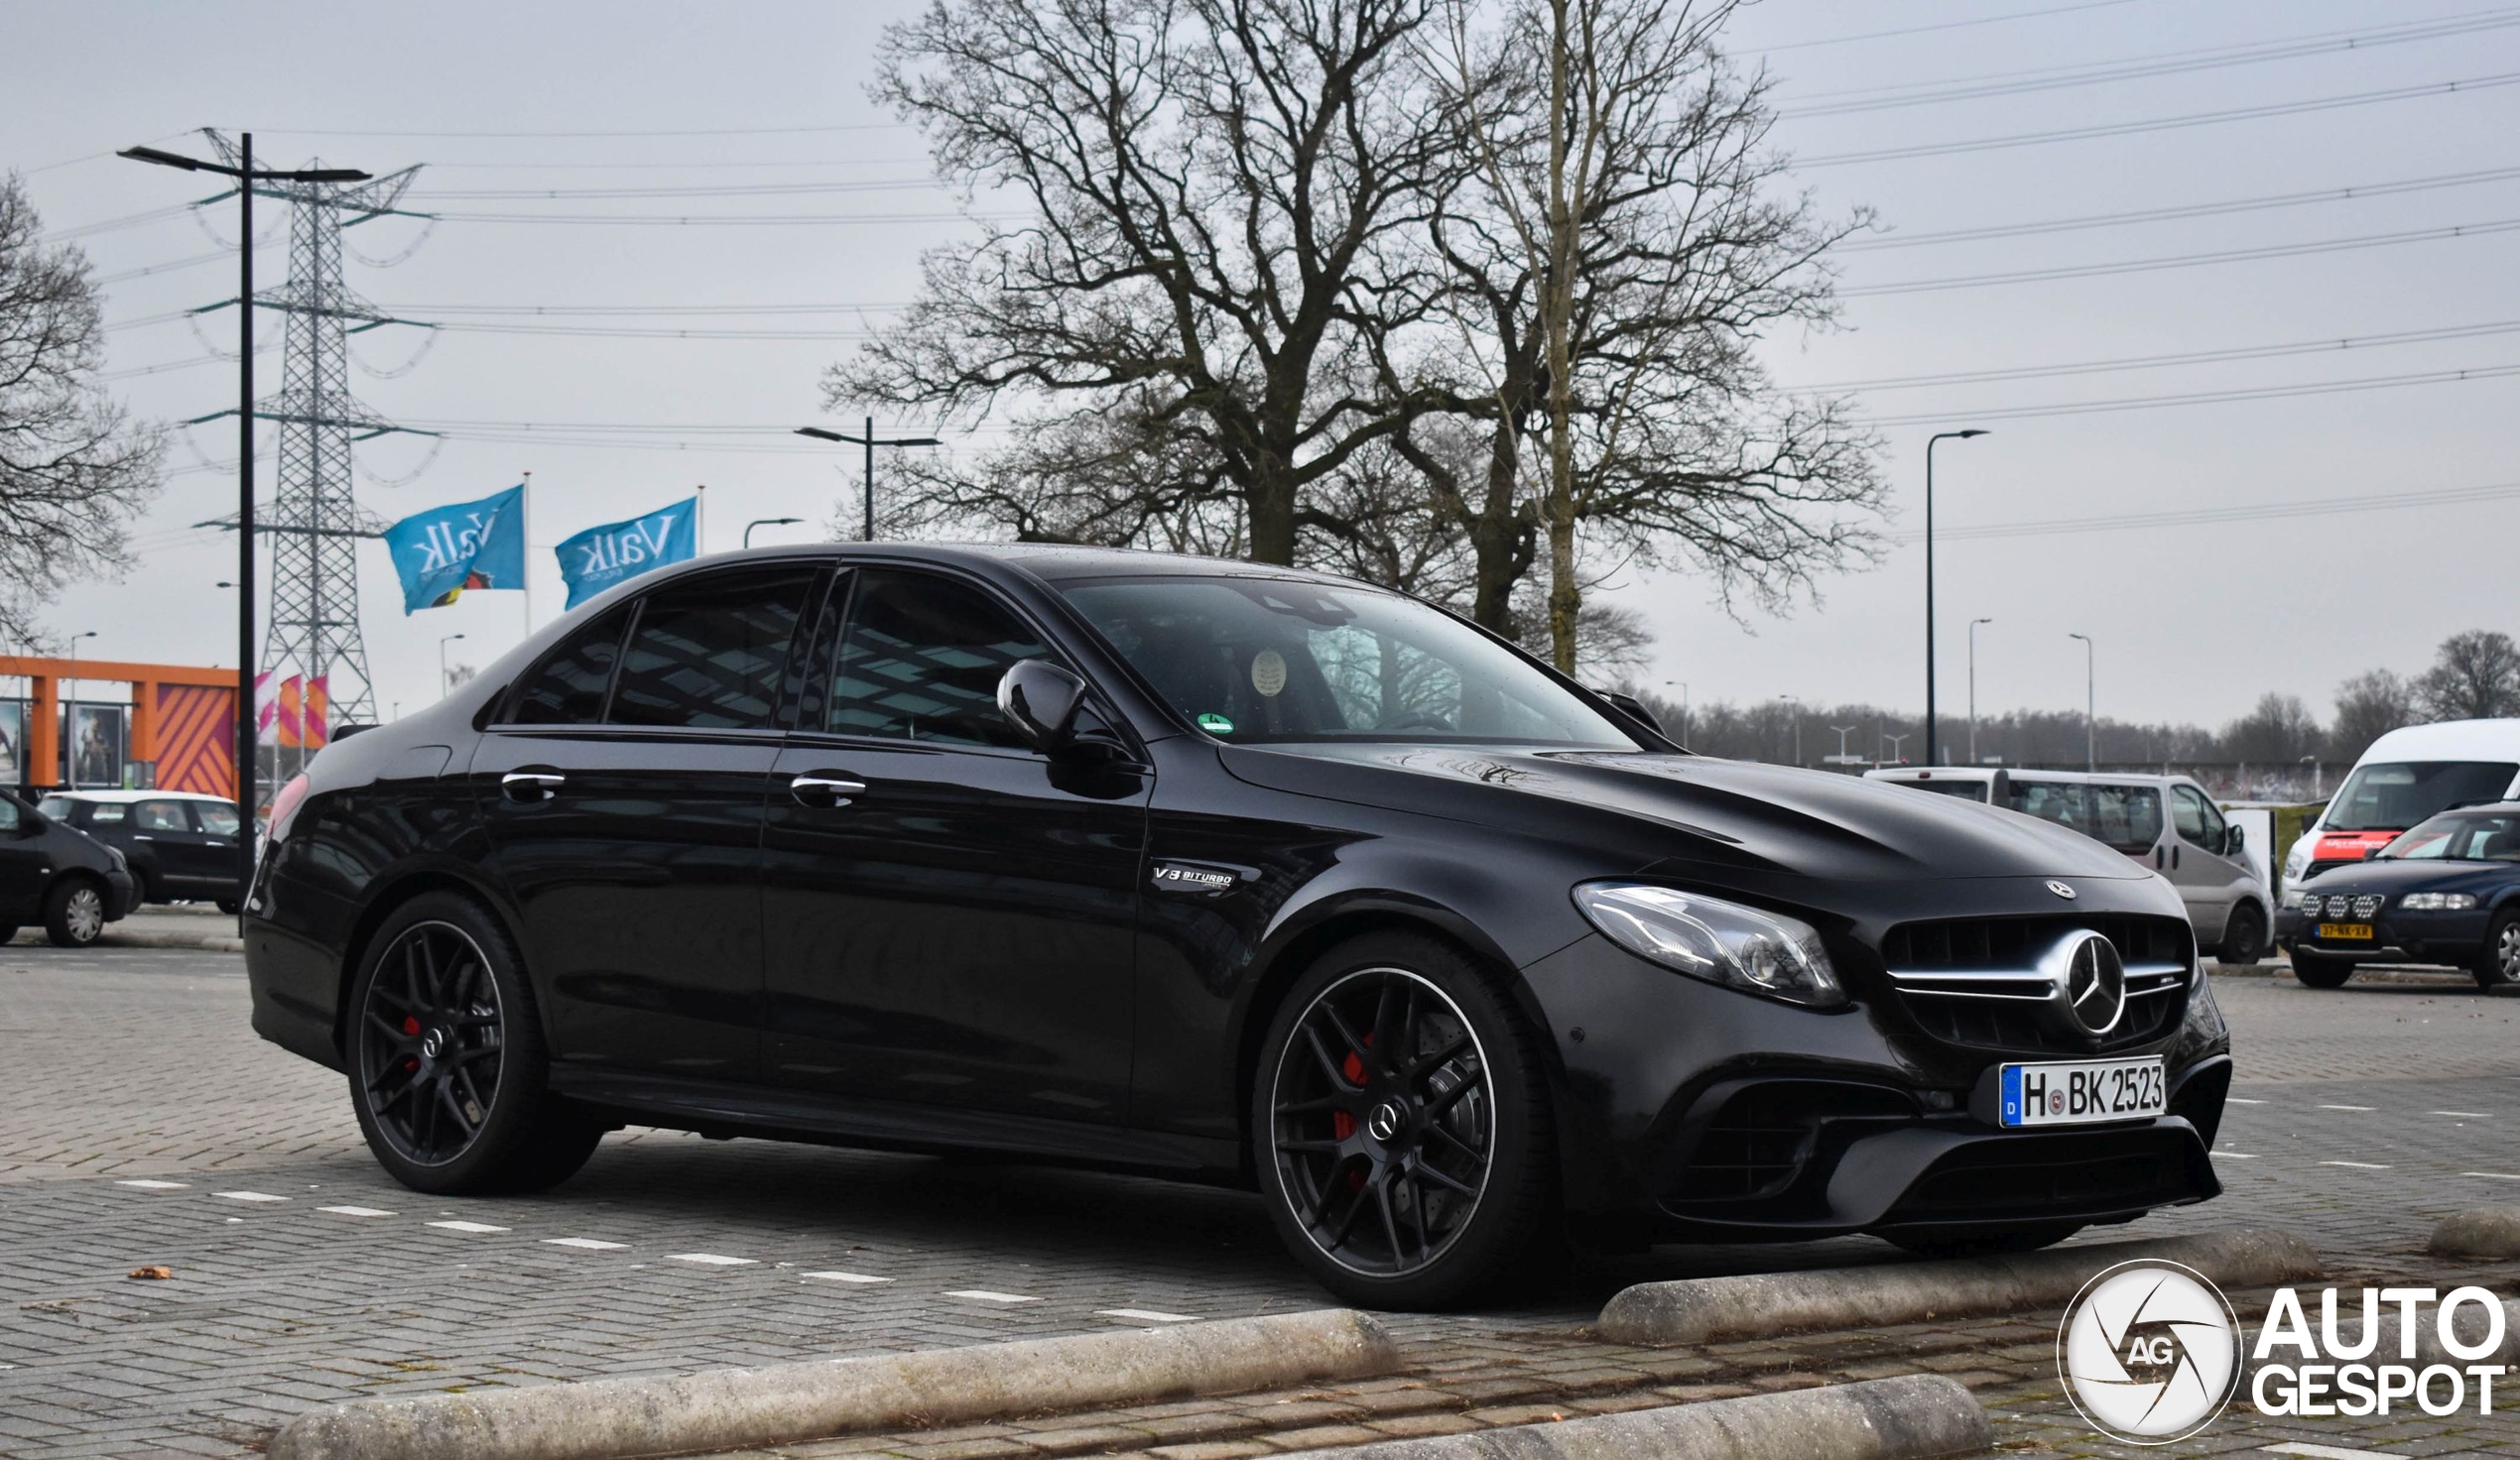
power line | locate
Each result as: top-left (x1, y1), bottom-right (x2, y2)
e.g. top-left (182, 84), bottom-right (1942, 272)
top-left (1844, 214), bottom-right (2520, 297)
top-left (258, 120), bottom-right (909, 140)
top-left (422, 208), bottom-right (1011, 227)
top-left (405, 178), bottom-right (946, 200)
top-left (1843, 163), bottom-right (2520, 251)
top-left (1803, 71), bottom-right (2520, 168)
top-left (1801, 318), bottom-right (2520, 393)
top-left (1788, 9), bottom-right (2520, 116)
top-left (1754, 0), bottom-right (2148, 54)
top-left (1858, 359), bottom-right (2520, 428)
top-left (1893, 479), bottom-right (2520, 545)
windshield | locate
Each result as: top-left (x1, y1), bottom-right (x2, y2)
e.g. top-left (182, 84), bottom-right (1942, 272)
top-left (2325, 760), bottom-right (2518, 831)
top-left (2380, 811), bottom-right (2520, 862)
top-left (1058, 575), bottom-right (1640, 748)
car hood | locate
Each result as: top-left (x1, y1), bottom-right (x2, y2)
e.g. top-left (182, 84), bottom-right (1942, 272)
top-left (1220, 743), bottom-right (2144, 883)
top-left (2300, 858), bottom-right (2519, 897)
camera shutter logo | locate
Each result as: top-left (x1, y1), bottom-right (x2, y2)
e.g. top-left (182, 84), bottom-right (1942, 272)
top-left (2058, 1261), bottom-right (2241, 1444)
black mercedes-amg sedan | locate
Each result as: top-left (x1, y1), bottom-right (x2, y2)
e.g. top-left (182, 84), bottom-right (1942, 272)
top-left (244, 544), bottom-right (2229, 1307)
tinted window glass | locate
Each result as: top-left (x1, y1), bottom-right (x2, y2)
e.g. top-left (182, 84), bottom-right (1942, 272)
top-left (2326, 760), bottom-right (2519, 831)
top-left (1887, 779), bottom-right (1989, 802)
top-left (510, 606), bottom-right (632, 725)
top-left (606, 568), bottom-right (817, 730)
top-left (2009, 781), bottom-right (2087, 834)
top-left (195, 803), bottom-right (242, 837)
top-left (0, 797), bottom-right (17, 831)
top-left (36, 796), bottom-right (74, 821)
top-left (2088, 785), bottom-right (2162, 854)
top-left (134, 800), bottom-right (189, 832)
top-left (2385, 812), bottom-right (2520, 862)
top-left (87, 802), bottom-right (127, 824)
top-left (827, 570), bottom-right (1047, 747)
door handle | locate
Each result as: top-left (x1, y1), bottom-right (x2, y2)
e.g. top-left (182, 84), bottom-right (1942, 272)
top-left (502, 771), bottom-right (567, 802)
top-left (789, 773), bottom-right (867, 808)
top-left (2172, 846), bottom-right (2182, 871)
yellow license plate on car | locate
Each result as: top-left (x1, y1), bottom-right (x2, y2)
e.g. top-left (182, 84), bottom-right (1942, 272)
top-left (2318, 922), bottom-right (2375, 940)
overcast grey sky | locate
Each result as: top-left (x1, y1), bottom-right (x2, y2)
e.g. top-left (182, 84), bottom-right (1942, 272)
top-left (8, 0), bottom-right (2516, 730)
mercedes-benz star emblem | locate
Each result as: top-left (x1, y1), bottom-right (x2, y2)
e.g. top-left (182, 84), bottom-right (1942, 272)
top-left (2062, 931), bottom-right (2127, 1035)
top-left (421, 1029), bottom-right (447, 1061)
top-left (2046, 880), bottom-right (2078, 901)
top-left (1366, 1101), bottom-right (1406, 1143)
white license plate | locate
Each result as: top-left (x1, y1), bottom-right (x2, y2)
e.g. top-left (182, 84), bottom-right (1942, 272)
top-left (1998, 1056), bottom-right (2166, 1128)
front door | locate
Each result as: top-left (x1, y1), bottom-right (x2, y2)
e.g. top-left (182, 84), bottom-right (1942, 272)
top-left (0, 795), bottom-right (45, 919)
top-left (133, 798), bottom-right (218, 896)
top-left (2168, 783), bottom-right (2243, 941)
top-left (476, 563), bottom-right (824, 1084)
top-left (761, 565), bottom-right (1147, 1123)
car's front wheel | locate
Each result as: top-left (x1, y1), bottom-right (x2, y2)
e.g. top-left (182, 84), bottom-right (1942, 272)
top-left (347, 893), bottom-right (601, 1194)
top-left (2473, 910), bottom-right (2520, 992)
top-left (2290, 948), bottom-right (2355, 988)
top-left (1251, 931), bottom-right (1553, 1310)
top-left (43, 880), bottom-right (107, 947)
top-left (2216, 905), bottom-right (2265, 966)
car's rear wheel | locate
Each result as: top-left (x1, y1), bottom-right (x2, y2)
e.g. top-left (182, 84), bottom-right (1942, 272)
top-left (2472, 910), bottom-right (2520, 992)
top-left (215, 899), bottom-right (240, 916)
top-left (2216, 905), bottom-right (2265, 966)
top-left (2290, 949), bottom-right (2355, 988)
top-left (347, 893), bottom-right (601, 1195)
top-left (1883, 1222), bottom-right (2081, 1259)
top-left (1251, 931), bottom-right (1553, 1310)
top-left (43, 880), bottom-right (107, 947)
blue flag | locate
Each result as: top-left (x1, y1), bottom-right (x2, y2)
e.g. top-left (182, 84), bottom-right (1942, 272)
top-left (383, 485), bottom-right (527, 615)
top-left (557, 497), bottom-right (697, 608)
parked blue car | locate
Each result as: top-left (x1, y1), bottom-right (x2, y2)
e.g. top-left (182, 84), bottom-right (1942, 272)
top-left (2275, 803), bottom-right (2520, 989)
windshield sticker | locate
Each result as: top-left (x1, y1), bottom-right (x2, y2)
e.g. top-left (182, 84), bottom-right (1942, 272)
top-left (1251, 649), bottom-right (1287, 698)
top-left (1197, 712), bottom-right (1235, 734)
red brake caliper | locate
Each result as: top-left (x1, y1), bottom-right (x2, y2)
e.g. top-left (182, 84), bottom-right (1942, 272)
top-left (403, 1015), bottom-right (422, 1072)
top-left (1332, 1039), bottom-right (1372, 1189)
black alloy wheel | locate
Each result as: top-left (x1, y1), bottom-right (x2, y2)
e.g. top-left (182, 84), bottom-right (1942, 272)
top-left (2217, 905), bottom-right (2265, 967)
top-left (44, 880), bottom-right (107, 948)
top-left (346, 893), bottom-right (602, 1194)
top-left (357, 919), bottom-right (509, 1167)
top-left (2290, 948), bottom-right (2354, 989)
top-left (2474, 910), bottom-right (2520, 992)
top-left (1255, 932), bottom-right (1552, 1308)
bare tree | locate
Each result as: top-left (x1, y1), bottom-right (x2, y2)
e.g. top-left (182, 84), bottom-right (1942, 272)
top-left (2219, 692), bottom-right (2323, 766)
top-left (0, 175), bottom-right (162, 642)
top-left (2415, 630), bottom-right (2520, 722)
top-left (2330, 669), bottom-right (2415, 763)
top-left (833, 0), bottom-right (1454, 566)
top-left (1420, 0), bottom-right (1881, 669)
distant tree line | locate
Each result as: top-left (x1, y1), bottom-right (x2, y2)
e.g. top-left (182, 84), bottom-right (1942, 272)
top-left (1613, 628), bottom-right (2520, 798)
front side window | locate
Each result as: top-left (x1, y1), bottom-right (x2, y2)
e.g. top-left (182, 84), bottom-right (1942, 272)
top-left (509, 605), bottom-right (632, 725)
top-left (2171, 785), bottom-right (2225, 849)
top-left (194, 803), bottom-right (243, 838)
top-left (2382, 812), bottom-right (2520, 862)
top-left (1058, 575), bottom-right (1638, 748)
top-left (608, 567), bottom-right (818, 730)
top-left (2326, 761), bottom-right (2520, 831)
top-left (134, 800), bottom-right (189, 832)
top-left (825, 569), bottom-right (1047, 748)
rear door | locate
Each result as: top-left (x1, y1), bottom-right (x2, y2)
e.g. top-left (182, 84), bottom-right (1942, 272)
top-left (474, 563), bottom-right (824, 1085)
top-left (187, 799), bottom-right (247, 899)
top-left (0, 794), bottom-right (45, 918)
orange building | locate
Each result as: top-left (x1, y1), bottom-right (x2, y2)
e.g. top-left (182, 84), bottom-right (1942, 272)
top-left (0, 655), bottom-right (238, 798)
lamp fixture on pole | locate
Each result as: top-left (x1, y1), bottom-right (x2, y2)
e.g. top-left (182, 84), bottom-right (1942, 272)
top-left (744, 517), bottom-right (805, 549)
top-left (1967, 617), bottom-right (1993, 767)
top-left (1923, 428), bottom-right (1988, 767)
top-left (795, 422), bottom-right (943, 541)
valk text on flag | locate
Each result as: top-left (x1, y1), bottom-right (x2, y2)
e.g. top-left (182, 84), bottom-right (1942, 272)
top-left (383, 485), bottom-right (527, 614)
top-left (557, 497), bottom-right (696, 608)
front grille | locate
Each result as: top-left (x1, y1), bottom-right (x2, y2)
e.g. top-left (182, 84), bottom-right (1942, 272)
top-left (1879, 913), bottom-right (2194, 1054)
top-left (1669, 1082), bottom-right (1914, 1207)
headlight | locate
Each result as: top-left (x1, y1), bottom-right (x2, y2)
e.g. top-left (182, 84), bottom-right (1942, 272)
top-left (2283, 839), bottom-right (2313, 880)
top-left (2400, 892), bottom-right (2478, 911)
top-left (1574, 883), bottom-right (1844, 1008)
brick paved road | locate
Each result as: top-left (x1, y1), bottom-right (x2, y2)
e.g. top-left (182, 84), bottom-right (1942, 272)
top-left (8, 945), bottom-right (2520, 1455)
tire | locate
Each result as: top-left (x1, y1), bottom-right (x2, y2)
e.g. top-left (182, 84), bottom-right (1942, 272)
top-left (2473, 910), bottom-right (2520, 992)
top-left (1250, 929), bottom-right (1555, 1310)
top-left (2290, 949), bottom-right (2355, 989)
top-left (346, 892), bottom-right (602, 1195)
top-left (1883, 1222), bottom-right (2081, 1260)
top-left (43, 879), bottom-right (108, 948)
top-left (215, 899), bottom-right (241, 916)
top-left (2216, 905), bottom-right (2266, 966)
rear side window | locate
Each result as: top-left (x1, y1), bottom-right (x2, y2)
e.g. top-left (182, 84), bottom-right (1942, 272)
top-left (194, 803), bottom-right (242, 837)
top-left (0, 797), bottom-right (18, 832)
top-left (508, 606), bottom-right (632, 725)
top-left (825, 569), bottom-right (1048, 748)
top-left (36, 796), bottom-right (76, 821)
top-left (134, 800), bottom-right (189, 832)
top-left (608, 567), bottom-right (819, 730)
top-left (86, 802), bottom-right (126, 824)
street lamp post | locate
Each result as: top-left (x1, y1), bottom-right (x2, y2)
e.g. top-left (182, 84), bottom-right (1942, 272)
top-left (439, 634), bottom-right (466, 698)
top-left (795, 421), bottom-right (943, 541)
top-left (1884, 730), bottom-right (1911, 764)
top-left (121, 137), bottom-right (374, 920)
top-left (1923, 428), bottom-right (1989, 767)
top-left (2068, 632), bottom-right (2095, 773)
top-left (744, 517), bottom-right (804, 549)
top-left (1967, 617), bottom-right (1993, 766)
top-left (1779, 694), bottom-right (1802, 766)
top-left (63, 631), bottom-right (97, 790)
top-left (1662, 680), bottom-right (1689, 746)
top-left (2300, 755), bottom-right (2323, 798)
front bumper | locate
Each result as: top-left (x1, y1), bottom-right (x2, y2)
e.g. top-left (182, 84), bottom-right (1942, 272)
top-left (102, 867), bottom-right (138, 921)
top-left (2275, 905), bottom-right (2489, 966)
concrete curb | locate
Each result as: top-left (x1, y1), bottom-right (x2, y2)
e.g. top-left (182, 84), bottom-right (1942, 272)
top-left (1598, 1227), bottom-right (2322, 1347)
top-left (268, 1307), bottom-right (1398, 1460)
top-left (2430, 1207), bottom-right (2520, 1259)
top-left (1274, 1375), bottom-right (1988, 1460)
top-left (100, 929), bottom-right (245, 952)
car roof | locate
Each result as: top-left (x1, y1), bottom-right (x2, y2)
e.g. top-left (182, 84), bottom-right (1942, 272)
top-left (2354, 719), bottom-right (2520, 765)
top-left (41, 790), bottom-right (232, 803)
top-left (1863, 767), bottom-right (2200, 789)
top-left (699, 540), bottom-right (1373, 587)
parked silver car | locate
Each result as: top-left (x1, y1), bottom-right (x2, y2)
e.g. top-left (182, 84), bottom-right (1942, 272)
top-left (1863, 768), bottom-right (2271, 964)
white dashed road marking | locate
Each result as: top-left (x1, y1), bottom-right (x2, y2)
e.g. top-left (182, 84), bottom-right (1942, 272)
top-left (2320, 1160), bottom-right (2391, 1169)
top-left (317, 1205), bottom-right (395, 1217)
top-left (804, 1271), bottom-right (893, 1284)
top-left (545, 1238), bottom-right (630, 1251)
top-left (2216, 1152), bottom-right (2260, 1159)
top-left (426, 1220), bottom-right (511, 1234)
top-left (667, 1253), bottom-right (756, 1267)
top-left (115, 1179), bottom-right (188, 1190)
top-left (2433, 1111), bottom-right (2493, 1118)
top-left (2316, 1104), bottom-right (2376, 1112)
top-left (2226, 1097), bottom-right (2266, 1104)
top-left (215, 1191), bottom-right (288, 1203)
top-left (2265, 1442), bottom-right (2411, 1459)
top-left (947, 1289), bottom-right (1040, 1304)
top-left (1097, 1308), bottom-right (1196, 1323)
top-left (2464, 1171), bottom-right (2520, 1181)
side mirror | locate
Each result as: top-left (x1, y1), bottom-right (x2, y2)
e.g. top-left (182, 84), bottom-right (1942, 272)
top-left (1597, 690), bottom-right (1664, 736)
top-left (2225, 824), bottom-right (2246, 855)
top-left (997, 660), bottom-right (1087, 752)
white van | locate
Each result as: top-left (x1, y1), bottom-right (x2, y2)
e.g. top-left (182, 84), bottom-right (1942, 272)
top-left (2284, 719), bottom-right (2520, 884)
top-left (1863, 767), bottom-right (2271, 962)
